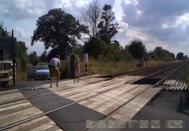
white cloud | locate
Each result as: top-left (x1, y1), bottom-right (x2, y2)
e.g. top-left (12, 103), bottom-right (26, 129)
top-left (125, 0), bottom-right (138, 5)
top-left (75, 0), bottom-right (89, 7)
top-left (58, 0), bottom-right (72, 8)
top-left (14, 27), bottom-right (29, 41)
top-left (127, 28), bottom-right (150, 42)
top-left (120, 0), bottom-right (189, 55)
top-left (0, 0), bottom-right (46, 20)
top-left (28, 42), bottom-right (46, 55)
top-left (14, 27), bottom-right (46, 55)
top-left (162, 13), bottom-right (189, 30)
top-left (136, 10), bottom-right (142, 15)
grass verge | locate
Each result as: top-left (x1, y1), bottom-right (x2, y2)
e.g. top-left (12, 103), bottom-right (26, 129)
top-left (15, 59), bottom-right (174, 81)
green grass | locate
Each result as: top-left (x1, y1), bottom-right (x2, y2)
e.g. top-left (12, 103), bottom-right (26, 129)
top-left (15, 59), bottom-right (174, 81)
top-left (81, 59), bottom-right (171, 75)
top-left (16, 69), bottom-right (27, 82)
top-left (184, 73), bottom-right (189, 85)
top-left (145, 60), bottom-right (170, 67)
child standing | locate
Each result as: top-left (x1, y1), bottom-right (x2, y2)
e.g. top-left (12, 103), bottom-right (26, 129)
top-left (74, 60), bottom-right (80, 83)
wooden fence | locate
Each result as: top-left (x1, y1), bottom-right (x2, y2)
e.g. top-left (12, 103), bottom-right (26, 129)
top-left (0, 60), bottom-right (16, 87)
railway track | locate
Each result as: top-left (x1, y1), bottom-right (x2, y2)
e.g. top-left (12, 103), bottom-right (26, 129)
top-left (0, 65), bottom-right (179, 101)
top-left (0, 63), bottom-right (178, 105)
top-left (86, 66), bottom-right (180, 130)
top-left (0, 63), bottom-right (182, 131)
top-left (101, 62), bottom-right (179, 78)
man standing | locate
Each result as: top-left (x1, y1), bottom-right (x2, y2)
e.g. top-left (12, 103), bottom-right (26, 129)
top-left (48, 55), bottom-right (60, 87)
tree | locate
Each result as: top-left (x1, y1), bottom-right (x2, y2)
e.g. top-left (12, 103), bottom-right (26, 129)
top-left (184, 55), bottom-right (188, 60)
top-left (28, 52), bottom-right (39, 66)
top-left (128, 40), bottom-right (146, 59)
top-left (0, 23), bottom-right (8, 38)
top-left (149, 47), bottom-right (175, 61)
top-left (104, 40), bottom-right (123, 61)
top-left (82, 0), bottom-right (101, 38)
top-left (177, 52), bottom-right (184, 60)
top-left (32, 8), bottom-right (88, 59)
top-left (122, 48), bottom-right (133, 61)
top-left (40, 51), bottom-right (48, 62)
top-left (16, 41), bottom-right (28, 70)
top-left (112, 40), bottom-right (121, 49)
top-left (97, 4), bottom-right (119, 44)
top-left (104, 42), bottom-right (122, 61)
top-left (83, 38), bottom-right (106, 59)
top-left (73, 44), bottom-right (83, 56)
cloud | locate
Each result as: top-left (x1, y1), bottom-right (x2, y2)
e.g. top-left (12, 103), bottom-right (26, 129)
top-left (120, 0), bottom-right (189, 54)
top-left (122, 0), bottom-right (189, 28)
top-left (28, 42), bottom-right (46, 55)
top-left (14, 27), bottom-right (46, 55)
top-left (0, 0), bottom-right (46, 20)
top-left (75, 0), bottom-right (89, 7)
top-left (0, 0), bottom-right (117, 20)
top-left (161, 13), bottom-right (189, 31)
top-left (14, 27), bottom-right (29, 41)
top-left (101, 0), bottom-right (115, 7)
top-left (0, 0), bottom-right (84, 20)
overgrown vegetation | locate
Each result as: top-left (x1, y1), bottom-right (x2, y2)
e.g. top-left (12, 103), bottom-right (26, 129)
top-left (127, 40), bottom-right (146, 59)
top-left (148, 47), bottom-right (175, 61)
top-left (86, 59), bottom-right (138, 75)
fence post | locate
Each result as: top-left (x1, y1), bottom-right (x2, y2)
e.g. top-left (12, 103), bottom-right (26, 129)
top-left (140, 57), bottom-right (145, 68)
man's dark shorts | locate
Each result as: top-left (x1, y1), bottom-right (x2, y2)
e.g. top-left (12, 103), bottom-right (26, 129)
top-left (48, 65), bottom-right (60, 78)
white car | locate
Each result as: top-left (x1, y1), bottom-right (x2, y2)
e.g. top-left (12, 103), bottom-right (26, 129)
top-left (35, 65), bottom-right (50, 80)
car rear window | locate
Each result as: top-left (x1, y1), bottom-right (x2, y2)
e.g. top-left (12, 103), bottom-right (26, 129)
top-left (36, 65), bottom-right (48, 70)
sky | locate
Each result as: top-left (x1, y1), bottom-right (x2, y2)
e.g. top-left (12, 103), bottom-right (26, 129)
top-left (0, 0), bottom-right (189, 56)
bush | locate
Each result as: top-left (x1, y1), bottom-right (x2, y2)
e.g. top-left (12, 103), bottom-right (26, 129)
top-left (176, 52), bottom-right (184, 60)
top-left (83, 38), bottom-right (107, 59)
top-left (84, 38), bottom-right (134, 61)
top-left (16, 41), bottom-right (28, 70)
top-left (87, 58), bottom-right (138, 75)
top-left (59, 58), bottom-right (70, 79)
top-left (128, 40), bottom-right (146, 59)
top-left (28, 52), bottom-right (39, 66)
top-left (149, 47), bottom-right (175, 61)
